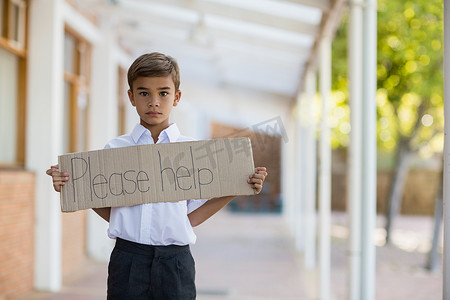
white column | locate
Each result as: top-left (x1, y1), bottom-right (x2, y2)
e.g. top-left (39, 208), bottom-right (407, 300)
top-left (89, 16), bottom-right (119, 150)
top-left (360, 0), bottom-right (377, 299)
top-left (26, 0), bottom-right (64, 291)
top-left (347, 0), bottom-right (363, 299)
top-left (87, 16), bottom-right (120, 261)
top-left (295, 92), bottom-right (305, 252)
top-left (319, 37), bottom-right (332, 300)
top-left (283, 129), bottom-right (296, 235)
top-left (443, 0), bottom-right (450, 298)
top-left (304, 70), bottom-right (317, 270)
top-left (281, 105), bottom-right (294, 232)
top-left (281, 114), bottom-right (297, 238)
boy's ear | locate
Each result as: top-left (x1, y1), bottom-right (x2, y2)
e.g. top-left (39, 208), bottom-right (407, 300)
top-left (173, 90), bottom-right (181, 107)
top-left (128, 89), bottom-right (136, 106)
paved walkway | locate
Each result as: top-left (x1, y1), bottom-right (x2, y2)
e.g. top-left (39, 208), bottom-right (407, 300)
top-left (19, 211), bottom-right (442, 300)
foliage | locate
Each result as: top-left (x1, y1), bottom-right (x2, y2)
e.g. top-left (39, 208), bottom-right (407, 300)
top-left (330, 0), bottom-right (443, 158)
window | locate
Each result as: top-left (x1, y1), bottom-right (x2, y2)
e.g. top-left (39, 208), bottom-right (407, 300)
top-left (63, 29), bottom-right (91, 153)
top-left (0, 1), bottom-right (4, 37)
top-left (0, 48), bottom-right (18, 163)
top-left (8, 0), bottom-right (26, 48)
top-left (0, 0), bottom-right (27, 166)
top-left (0, 0), bottom-right (27, 52)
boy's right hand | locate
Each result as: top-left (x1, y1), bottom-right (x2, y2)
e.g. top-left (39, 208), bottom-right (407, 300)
top-left (46, 164), bottom-right (69, 192)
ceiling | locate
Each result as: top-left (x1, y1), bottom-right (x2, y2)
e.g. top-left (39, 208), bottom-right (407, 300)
top-left (78, 0), bottom-right (346, 98)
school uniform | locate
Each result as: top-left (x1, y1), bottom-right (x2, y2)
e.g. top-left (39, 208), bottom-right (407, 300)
top-left (105, 123), bottom-right (207, 300)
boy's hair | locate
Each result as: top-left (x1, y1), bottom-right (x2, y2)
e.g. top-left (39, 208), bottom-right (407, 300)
top-left (127, 52), bottom-right (181, 91)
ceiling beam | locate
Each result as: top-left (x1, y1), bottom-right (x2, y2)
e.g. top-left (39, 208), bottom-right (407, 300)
top-left (280, 0), bottom-right (331, 11)
top-left (107, 4), bottom-right (196, 29)
top-left (115, 13), bottom-right (312, 57)
top-left (206, 28), bottom-right (311, 56)
top-left (118, 26), bottom-right (304, 71)
top-left (122, 0), bottom-right (320, 36)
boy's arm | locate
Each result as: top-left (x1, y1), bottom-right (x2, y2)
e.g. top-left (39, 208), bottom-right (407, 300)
top-left (188, 167), bottom-right (267, 227)
top-left (188, 196), bottom-right (235, 227)
top-left (46, 165), bottom-right (111, 222)
top-left (92, 208), bottom-right (111, 222)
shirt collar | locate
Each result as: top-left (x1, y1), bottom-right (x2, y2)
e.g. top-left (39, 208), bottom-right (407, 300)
top-left (131, 123), bottom-right (180, 144)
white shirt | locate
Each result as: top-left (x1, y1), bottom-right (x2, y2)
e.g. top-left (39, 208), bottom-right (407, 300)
top-left (105, 123), bottom-right (207, 246)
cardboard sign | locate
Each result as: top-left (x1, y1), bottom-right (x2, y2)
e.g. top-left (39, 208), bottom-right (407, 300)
top-left (58, 138), bottom-right (256, 212)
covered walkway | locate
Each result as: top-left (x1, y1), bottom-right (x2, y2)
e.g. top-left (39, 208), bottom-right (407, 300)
top-left (20, 210), bottom-right (441, 300)
top-left (2, 0), bottom-right (449, 299)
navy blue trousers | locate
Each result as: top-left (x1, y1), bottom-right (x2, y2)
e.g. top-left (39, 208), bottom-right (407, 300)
top-left (107, 238), bottom-right (196, 300)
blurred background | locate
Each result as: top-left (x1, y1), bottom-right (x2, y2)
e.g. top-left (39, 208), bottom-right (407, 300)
top-left (0, 0), bottom-right (444, 299)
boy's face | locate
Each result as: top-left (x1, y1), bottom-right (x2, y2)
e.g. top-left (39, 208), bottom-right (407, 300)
top-left (128, 76), bottom-right (181, 132)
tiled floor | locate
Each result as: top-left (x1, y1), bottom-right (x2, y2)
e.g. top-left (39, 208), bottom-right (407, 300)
top-left (19, 211), bottom-right (442, 300)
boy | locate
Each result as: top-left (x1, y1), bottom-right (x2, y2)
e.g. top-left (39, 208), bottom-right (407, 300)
top-left (47, 52), bottom-right (267, 299)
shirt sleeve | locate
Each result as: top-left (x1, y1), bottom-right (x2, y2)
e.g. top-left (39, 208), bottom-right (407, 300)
top-left (186, 199), bottom-right (208, 214)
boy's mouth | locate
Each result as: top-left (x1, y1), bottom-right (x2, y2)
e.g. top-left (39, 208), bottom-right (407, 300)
top-left (146, 111), bottom-right (161, 116)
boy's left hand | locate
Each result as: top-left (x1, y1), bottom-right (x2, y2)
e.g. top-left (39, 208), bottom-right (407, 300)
top-left (248, 167), bottom-right (268, 194)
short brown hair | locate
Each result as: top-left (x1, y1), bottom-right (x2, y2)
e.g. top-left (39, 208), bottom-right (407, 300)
top-left (127, 52), bottom-right (180, 91)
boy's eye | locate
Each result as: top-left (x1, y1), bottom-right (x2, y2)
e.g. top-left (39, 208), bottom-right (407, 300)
top-left (139, 92), bottom-right (149, 97)
top-left (160, 91), bottom-right (168, 96)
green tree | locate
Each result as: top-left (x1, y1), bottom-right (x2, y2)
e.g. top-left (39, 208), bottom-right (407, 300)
top-left (331, 0), bottom-right (443, 243)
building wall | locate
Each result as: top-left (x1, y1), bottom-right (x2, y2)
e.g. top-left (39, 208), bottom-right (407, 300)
top-left (62, 211), bottom-right (87, 278)
top-left (210, 122), bottom-right (282, 212)
top-left (0, 170), bottom-right (35, 299)
top-left (331, 150), bottom-right (441, 215)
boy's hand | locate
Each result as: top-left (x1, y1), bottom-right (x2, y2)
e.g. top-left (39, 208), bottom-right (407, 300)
top-left (45, 164), bottom-right (69, 192)
top-left (248, 167), bottom-right (268, 194)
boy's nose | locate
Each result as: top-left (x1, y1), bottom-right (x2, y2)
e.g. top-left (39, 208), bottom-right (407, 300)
top-left (148, 99), bottom-right (159, 107)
